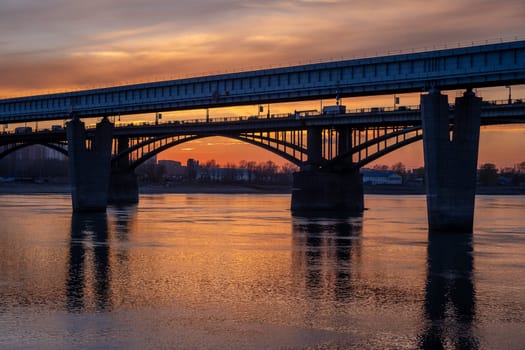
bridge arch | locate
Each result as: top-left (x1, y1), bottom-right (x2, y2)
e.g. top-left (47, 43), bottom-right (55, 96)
top-left (330, 126), bottom-right (424, 169)
top-left (123, 135), bottom-right (202, 170)
top-left (0, 142), bottom-right (68, 160)
top-left (116, 133), bottom-right (306, 170)
top-left (0, 126), bottom-right (427, 174)
top-left (112, 125), bottom-right (426, 171)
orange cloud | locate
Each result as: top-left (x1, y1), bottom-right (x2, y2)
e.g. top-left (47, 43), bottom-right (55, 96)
top-left (1, 1), bottom-right (524, 167)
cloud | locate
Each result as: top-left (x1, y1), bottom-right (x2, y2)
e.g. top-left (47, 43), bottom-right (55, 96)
top-left (206, 141), bottom-right (243, 146)
top-left (1, 0), bottom-right (523, 167)
top-left (0, 0), bottom-right (524, 97)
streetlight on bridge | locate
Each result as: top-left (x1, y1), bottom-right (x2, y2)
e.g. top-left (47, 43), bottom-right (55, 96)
top-left (394, 95), bottom-right (400, 110)
top-left (506, 85), bottom-right (512, 104)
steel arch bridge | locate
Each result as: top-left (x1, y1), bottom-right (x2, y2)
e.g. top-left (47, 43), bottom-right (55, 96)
top-left (1, 98), bottom-right (524, 229)
top-left (1, 100), bottom-right (524, 171)
top-left (65, 101), bottom-right (525, 170)
top-left (110, 124), bottom-right (423, 171)
top-left (0, 120), bottom-right (424, 172)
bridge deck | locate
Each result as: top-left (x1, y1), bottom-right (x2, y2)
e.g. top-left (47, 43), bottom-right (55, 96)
top-left (1, 41), bottom-right (524, 123)
top-left (1, 100), bottom-right (523, 144)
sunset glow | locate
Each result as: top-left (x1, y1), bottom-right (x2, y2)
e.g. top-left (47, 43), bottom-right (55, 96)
top-left (1, 0), bottom-right (524, 168)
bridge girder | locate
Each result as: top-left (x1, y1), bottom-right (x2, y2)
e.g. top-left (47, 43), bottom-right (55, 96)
top-left (1, 40), bottom-right (525, 123)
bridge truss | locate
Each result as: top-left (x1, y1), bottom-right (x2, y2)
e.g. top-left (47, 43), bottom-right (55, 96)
top-left (1, 101), bottom-right (523, 170)
top-left (112, 124), bottom-right (423, 170)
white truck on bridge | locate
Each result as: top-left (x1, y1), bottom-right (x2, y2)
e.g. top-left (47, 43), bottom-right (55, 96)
top-left (322, 105), bottom-right (346, 115)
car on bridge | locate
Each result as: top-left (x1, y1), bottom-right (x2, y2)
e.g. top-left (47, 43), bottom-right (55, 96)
top-left (322, 105), bottom-right (346, 115)
top-left (293, 109), bottom-right (320, 119)
top-left (14, 126), bottom-right (32, 134)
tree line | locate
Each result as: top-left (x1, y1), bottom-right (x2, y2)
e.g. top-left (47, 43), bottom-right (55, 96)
top-left (371, 161), bottom-right (525, 186)
top-left (137, 159), bottom-right (299, 185)
top-left (1, 152), bottom-right (524, 187)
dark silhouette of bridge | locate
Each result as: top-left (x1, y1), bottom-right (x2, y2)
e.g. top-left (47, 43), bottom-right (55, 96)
top-left (1, 40), bottom-right (525, 232)
top-left (1, 99), bottom-right (524, 223)
top-left (3, 100), bottom-right (522, 167)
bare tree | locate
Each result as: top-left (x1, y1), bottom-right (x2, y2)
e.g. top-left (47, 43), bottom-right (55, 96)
top-left (280, 163), bottom-right (299, 174)
top-left (372, 164), bottom-right (389, 171)
top-left (391, 162), bottom-right (406, 175)
top-left (205, 159), bottom-right (218, 168)
top-left (478, 163), bottom-right (498, 186)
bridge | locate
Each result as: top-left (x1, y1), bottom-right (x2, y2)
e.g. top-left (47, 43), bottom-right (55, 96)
top-left (1, 40), bottom-right (525, 233)
top-left (2, 99), bottom-right (524, 169)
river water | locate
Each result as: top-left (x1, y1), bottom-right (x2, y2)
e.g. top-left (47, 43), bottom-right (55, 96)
top-left (0, 194), bottom-right (524, 349)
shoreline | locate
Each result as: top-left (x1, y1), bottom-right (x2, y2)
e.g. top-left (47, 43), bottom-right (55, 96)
top-left (140, 183), bottom-right (292, 194)
top-left (0, 183), bottom-right (293, 195)
top-left (1, 182), bottom-right (524, 195)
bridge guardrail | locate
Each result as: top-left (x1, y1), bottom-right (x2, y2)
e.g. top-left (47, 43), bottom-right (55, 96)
top-left (102, 98), bottom-right (525, 128)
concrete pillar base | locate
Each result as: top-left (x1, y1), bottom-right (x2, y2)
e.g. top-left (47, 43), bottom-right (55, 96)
top-left (422, 90), bottom-right (481, 233)
top-left (108, 170), bottom-right (139, 204)
top-left (291, 170), bottom-right (364, 213)
top-left (67, 118), bottom-right (113, 212)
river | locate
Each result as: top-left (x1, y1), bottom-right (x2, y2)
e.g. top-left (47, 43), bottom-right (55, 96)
top-left (0, 194), bottom-right (524, 349)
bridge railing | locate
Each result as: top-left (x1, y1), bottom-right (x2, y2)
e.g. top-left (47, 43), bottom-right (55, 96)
top-left (150, 98), bottom-right (523, 125)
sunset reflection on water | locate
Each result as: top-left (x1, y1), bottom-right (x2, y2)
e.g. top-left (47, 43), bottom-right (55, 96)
top-left (0, 194), bottom-right (524, 349)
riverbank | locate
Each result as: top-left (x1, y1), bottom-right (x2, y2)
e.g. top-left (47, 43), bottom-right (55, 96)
top-left (0, 182), bottom-right (292, 195)
top-left (140, 183), bottom-right (292, 194)
top-left (0, 183), bottom-right (71, 194)
top-left (364, 184), bottom-right (525, 195)
top-left (0, 182), bottom-right (524, 195)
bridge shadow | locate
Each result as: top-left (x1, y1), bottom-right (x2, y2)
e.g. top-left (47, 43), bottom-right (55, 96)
top-left (418, 232), bottom-right (479, 349)
top-left (66, 212), bottom-right (111, 313)
top-left (291, 212), bottom-right (363, 302)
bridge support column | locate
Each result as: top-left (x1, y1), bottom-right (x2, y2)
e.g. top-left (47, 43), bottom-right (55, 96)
top-left (291, 169), bottom-right (363, 213)
top-left (306, 126), bottom-right (323, 167)
top-left (291, 126), bottom-right (363, 213)
top-left (67, 117), bottom-right (113, 212)
top-left (109, 137), bottom-right (139, 204)
top-left (421, 89), bottom-right (481, 232)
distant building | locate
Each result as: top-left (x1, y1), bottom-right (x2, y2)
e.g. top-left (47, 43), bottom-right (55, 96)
top-left (186, 158), bottom-right (200, 180)
top-left (158, 160), bottom-right (184, 178)
top-left (362, 169), bottom-right (403, 185)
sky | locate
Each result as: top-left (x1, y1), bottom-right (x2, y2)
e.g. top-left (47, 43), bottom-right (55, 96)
top-left (1, 0), bottom-right (525, 168)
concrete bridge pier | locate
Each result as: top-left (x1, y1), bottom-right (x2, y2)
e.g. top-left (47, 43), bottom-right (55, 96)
top-left (421, 89), bottom-right (481, 232)
top-left (291, 169), bottom-right (364, 213)
top-left (291, 126), bottom-right (364, 213)
top-left (67, 117), bottom-right (114, 212)
top-left (109, 136), bottom-right (139, 204)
